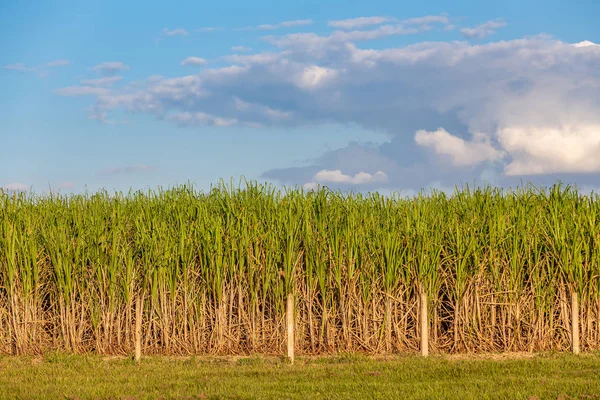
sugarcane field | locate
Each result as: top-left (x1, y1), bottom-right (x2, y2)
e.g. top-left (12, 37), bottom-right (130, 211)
top-left (3, 0), bottom-right (600, 397)
top-left (0, 182), bottom-right (598, 357)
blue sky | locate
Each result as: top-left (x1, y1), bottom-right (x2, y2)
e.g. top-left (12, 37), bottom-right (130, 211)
top-left (1, 0), bottom-right (599, 194)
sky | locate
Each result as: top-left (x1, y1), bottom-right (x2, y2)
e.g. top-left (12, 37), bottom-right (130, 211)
top-left (1, 0), bottom-right (600, 195)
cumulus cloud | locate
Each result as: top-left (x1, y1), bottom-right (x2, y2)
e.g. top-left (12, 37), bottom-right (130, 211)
top-left (294, 65), bottom-right (338, 90)
top-left (91, 62), bottom-right (130, 76)
top-left (574, 40), bottom-right (600, 48)
top-left (315, 169), bottom-right (387, 184)
top-left (460, 19), bottom-right (507, 39)
top-left (303, 169), bottom-right (388, 189)
top-left (498, 125), bottom-right (600, 175)
top-left (54, 17), bottom-right (600, 188)
top-left (181, 57), bottom-right (208, 66)
top-left (415, 128), bottom-right (504, 166)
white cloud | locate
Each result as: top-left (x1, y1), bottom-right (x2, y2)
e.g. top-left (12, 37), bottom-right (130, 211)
top-left (257, 24), bottom-right (278, 31)
top-left (196, 27), bottom-right (220, 32)
top-left (280, 19), bottom-right (313, 28)
top-left (162, 28), bottom-right (189, 36)
top-left (253, 19), bottom-right (313, 31)
top-left (404, 15), bottom-right (450, 25)
top-left (59, 28), bottom-right (600, 181)
top-left (302, 181), bottom-right (320, 190)
top-left (415, 128), bottom-right (504, 166)
top-left (3, 63), bottom-right (36, 72)
top-left (3, 60), bottom-right (69, 76)
top-left (294, 65), bottom-right (338, 90)
top-left (231, 46), bottom-right (252, 52)
top-left (167, 112), bottom-right (237, 127)
top-left (264, 22), bottom-right (429, 51)
top-left (91, 62), bottom-right (129, 76)
top-left (573, 40), bottom-right (599, 48)
top-left (80, 76), bottom-right (123, 86)
top-left (333, 25), bottom-right (420, 41)
top-left (233, 97), bottom-right (291, 121)
top-left (460, 19), bottom-right (507, 39)
top-left (2, 183), bottom-right (28, 192)
top-left (306, 169), bottom-right (388, 187)
top-left (328, 16), bottom-right (394, 29)
top-left (47, 60), bottom-right (70, 67)
top-left (223, 53), bottom-right (279, 65)
top-left (499, 125), bottom-right (600, 175)
top-left (181, 57), bottom-right (208, 66)
top-left (328, 15), bottom-right (449, 30)
top-left (55, 86), bottom-right (110, 96)
top-left (88, 106), bottom-right (127, 124)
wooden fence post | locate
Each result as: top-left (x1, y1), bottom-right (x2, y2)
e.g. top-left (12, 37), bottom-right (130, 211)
top-left (135, 295), bottom-right (143, 363)
top-left (572, 290), bottom-right (580, 355)
top-left (287, 293), bottom-right (295, 363)
top-left (420, 289), bottom-right (429, 357)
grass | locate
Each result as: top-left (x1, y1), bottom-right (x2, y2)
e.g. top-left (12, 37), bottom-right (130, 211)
top-left (1, 353), bottom-right (600, 399)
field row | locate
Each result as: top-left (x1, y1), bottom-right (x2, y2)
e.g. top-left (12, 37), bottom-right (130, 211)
top-left (1, 182), bottom-right (599, 355)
